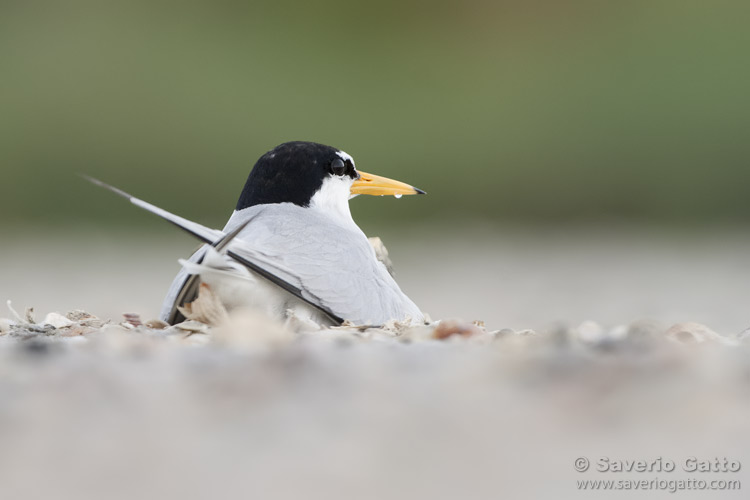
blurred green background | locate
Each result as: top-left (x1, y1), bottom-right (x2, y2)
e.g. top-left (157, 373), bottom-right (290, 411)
top-left (1, 0), bottom-right (749, 231)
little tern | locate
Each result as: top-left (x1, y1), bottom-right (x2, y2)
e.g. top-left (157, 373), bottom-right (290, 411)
top-left (87, 141), bottom-right (426, 327)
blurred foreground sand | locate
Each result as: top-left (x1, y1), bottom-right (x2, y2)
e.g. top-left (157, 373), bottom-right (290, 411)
top-left (0, 314), bottom-right (747, 500)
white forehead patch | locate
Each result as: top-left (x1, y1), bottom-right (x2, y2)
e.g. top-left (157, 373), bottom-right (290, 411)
top-left (335, 150), bottom-right (356, 170)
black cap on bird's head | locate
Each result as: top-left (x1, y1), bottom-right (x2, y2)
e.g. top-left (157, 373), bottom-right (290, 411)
top-left (235, 141), bottom-right (425, 211)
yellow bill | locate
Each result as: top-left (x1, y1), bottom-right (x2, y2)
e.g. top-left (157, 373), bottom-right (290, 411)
top-left (350, 171), bottom-right (426, 196)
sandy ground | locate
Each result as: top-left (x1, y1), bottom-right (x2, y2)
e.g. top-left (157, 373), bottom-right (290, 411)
top-left (1, 225), bottom-right (749, 332)
top-left (0, 314), bottom-right (747, 500)
top-left (0, 226), bottom-right (748, 499)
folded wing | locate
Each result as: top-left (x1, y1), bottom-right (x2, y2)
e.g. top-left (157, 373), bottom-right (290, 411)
top-left (84, 176), bottom-right (344, 324)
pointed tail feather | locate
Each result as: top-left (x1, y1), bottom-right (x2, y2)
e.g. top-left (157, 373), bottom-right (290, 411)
top-left (80, 174), bottom-right (222, 244)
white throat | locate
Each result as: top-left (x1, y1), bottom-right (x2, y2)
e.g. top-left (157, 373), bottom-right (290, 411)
top-left (308, 175), bottom-right (357, 228)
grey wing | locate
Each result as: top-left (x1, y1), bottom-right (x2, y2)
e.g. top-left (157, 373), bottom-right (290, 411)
top-left (160, 213), bottom-right (346, 325)
top-left (226, 205), bottom-right (424, 325)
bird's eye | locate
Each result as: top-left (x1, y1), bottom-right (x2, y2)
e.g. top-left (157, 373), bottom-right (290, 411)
top-left (331, 158), bottom-right (346, 176)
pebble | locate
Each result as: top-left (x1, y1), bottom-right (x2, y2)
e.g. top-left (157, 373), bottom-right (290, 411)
top-left (42, 312), bottom-right (75, 329)
top-left (576, 320), bottom-right (605, 343)
top-left (145, 319), bottom-right (169, 330)
top-left (432, 319), bottom-right (484, 340)
top-left (665, 322), bottom-right (735, 345)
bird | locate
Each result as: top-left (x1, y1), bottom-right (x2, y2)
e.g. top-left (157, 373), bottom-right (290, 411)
top-left (86, 141), bottom-right (426, 327)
